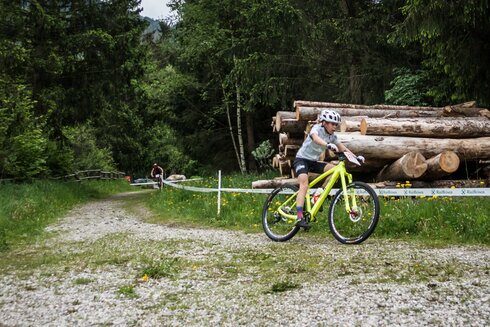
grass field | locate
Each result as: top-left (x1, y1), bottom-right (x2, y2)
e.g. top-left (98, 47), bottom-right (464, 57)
top-left (0, 179), bottom-right (132, 251)
top-left (145, 173), bottom-right (490, 246)
top-left (1, 174), bottom-right (489, 252)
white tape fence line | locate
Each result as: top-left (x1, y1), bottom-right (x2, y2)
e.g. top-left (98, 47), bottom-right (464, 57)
top-left (129, 173), bottom-right (490, 197)
top-left (128, 172), bottom-right (490, 215)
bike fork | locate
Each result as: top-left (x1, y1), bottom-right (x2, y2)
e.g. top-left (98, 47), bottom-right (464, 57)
top-left (341, 173), bottom-right (357, 215)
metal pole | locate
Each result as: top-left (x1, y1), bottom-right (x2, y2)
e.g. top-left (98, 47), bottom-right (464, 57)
top-left (217, 170), bottom-right (222, 216)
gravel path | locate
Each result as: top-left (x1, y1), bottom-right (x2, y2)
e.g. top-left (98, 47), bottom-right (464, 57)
top-left (0, 191), bottom-right (489, 326)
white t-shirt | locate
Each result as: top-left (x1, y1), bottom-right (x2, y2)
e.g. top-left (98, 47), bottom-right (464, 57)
top-left (296, 124), bottom-right (339, 161)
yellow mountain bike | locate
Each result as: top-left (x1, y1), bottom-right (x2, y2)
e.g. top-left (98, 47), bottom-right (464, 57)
top-left (262, 152), bottom-right (380, 244)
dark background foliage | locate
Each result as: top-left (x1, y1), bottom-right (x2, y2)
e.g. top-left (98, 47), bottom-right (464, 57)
top-left (1, 0), bottom-right (489, 179)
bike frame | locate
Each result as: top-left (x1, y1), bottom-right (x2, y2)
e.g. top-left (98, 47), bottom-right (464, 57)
top-left (277, 160), bottom-right (355, 222)
top-left (154, 174), bottom-right (164, 189)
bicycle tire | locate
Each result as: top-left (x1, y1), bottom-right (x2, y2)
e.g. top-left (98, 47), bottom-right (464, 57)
top-left (328, 181), bottom-right (379, 244)
top-left (262, 184), bottom-right (301, 242)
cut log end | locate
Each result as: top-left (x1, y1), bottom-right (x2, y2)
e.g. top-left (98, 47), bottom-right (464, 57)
top-left (376, 151), bottom-right (428, 181)
top-left (438, 151), bottom-right (460, 173)
top-left (360, 118), bottom-right (367, 135)
top-left (402, 152), bottom-right (427, 178)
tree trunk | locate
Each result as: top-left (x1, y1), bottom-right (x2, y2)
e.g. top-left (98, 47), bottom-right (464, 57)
top-left (235, 76), bottom-right (246, 174)
top-left (340, 117), bottom-right (366, 132)
top-left (443, 104), bottom-right (490, 117)
top-left (276, 118), bottom-right (308, 134)
top-left (376, 152), bottom-right (427, 181)
top-left (252, 173), bottom-right (321, 189)
top-left (338, 133), bottom-right (490, 160)
top-left (482, 165), bottom-right (490, 178)
top-left (360, 117), bottom-right (490, 138)
top-left (245, 111), bottom-right (257, 171)
top-left (272, 154), bottom-right (280, 168)
top-left (349, 64), bottom-right (362, 104)
top-left (252, 178), bottom-right (298, 189)
top-left (275, 111), bottom-right (296, 131)
top-left (421, 151), bottom-right (460, 180)
top-left (284, 145), bottom-right (300, 158)
top-left (222, 83), bottom-right (241, 172)
top-left (294, 100), bottom-right (444, 111)
top-left (279, 133), bottom-right (303, 146)
top-left (278, 160), bottom-right (291, 177)
top-left (295, 106), bottom-right (441, 121)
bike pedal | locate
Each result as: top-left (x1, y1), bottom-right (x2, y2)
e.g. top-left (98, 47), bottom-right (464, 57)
top-left (302, 225), bottom-right (312, 231)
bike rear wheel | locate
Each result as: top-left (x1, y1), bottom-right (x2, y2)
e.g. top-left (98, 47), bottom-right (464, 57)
top-left (328, 181), bottom-right (379, 244)
top-left (262, 184), bottom-right (301, 242)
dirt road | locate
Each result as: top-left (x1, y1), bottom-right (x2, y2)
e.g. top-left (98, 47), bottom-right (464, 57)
top-left (1, 192), bottom-right (489, 326)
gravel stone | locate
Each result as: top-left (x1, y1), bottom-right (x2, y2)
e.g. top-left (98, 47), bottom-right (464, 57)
top-left (0, 191), bottom-right (489, 326)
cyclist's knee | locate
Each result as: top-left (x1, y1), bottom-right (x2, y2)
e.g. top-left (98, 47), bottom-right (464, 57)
top-left (297, 174), bottom-right (308, 187)
top-left (324, 163), bottom-right (335, 172)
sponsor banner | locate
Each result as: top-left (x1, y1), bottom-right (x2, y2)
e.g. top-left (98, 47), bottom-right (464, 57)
top-left (376, 188), bottom-right (490, 197)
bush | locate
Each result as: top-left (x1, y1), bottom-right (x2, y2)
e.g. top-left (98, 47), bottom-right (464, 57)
top-left (252, 140), bottom-right (275, 170)
top-left (64, 123), bottom-right (116, 171)
top-left (0, 82), bottom-right (48, 178)
top-left (384, 68), bottom-right (429, 106)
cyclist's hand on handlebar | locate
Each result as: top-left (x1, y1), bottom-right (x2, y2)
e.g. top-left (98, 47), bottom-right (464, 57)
top-left (327, 143), bottom-right (338, 152)
top-left (357, 155), bottom-right (365, 163)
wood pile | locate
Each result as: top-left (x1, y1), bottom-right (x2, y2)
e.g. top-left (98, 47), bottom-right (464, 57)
top-left (266, 100), bottom-right (490, 187)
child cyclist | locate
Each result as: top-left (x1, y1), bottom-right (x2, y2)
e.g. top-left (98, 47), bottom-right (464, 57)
top-left (292, 109), bottom-right (365, 229)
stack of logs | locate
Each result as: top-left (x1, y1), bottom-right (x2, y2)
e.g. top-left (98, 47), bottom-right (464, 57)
top-left (268, 100), bottom-right (490, 185)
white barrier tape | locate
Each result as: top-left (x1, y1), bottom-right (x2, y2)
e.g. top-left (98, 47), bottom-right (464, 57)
top-left (130, 178), bottom-right (202, 187)
top-left (162, 179), bottom-right (490, 197)
top-left (130, 182), bottom-right (156, 186)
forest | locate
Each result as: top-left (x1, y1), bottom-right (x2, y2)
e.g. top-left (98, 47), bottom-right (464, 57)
top-left (1, 0), bottom-right (489, 179)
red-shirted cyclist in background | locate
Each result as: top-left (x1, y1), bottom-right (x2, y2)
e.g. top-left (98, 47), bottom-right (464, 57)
top-left (150, 163), bottom-right (164, 189)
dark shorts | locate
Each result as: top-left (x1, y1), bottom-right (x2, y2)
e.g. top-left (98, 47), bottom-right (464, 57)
top-left (293, 157), bottom-right (326, 177)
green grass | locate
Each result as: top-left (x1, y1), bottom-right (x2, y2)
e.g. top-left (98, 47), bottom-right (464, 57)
top-left (266, 281), bottom-right (301, 293)
top-left (117, 284), bottom-right (138, 298)
top-left (140, 258), bottom-right (180, 279)
top-left (73, 277), bottom-right (94, 285)
top-left (377, 196), bottom-right (490, 245)
top-left (1, 172), bottom-right (488, 253)
top-left (0, 179), bottom-right (133, 251)
top-left (145, 173), bottom-right (490, 246)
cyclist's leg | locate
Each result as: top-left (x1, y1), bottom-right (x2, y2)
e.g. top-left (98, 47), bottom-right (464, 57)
top-left (296, 173), bottom-right (308, 210)
top-left (292, 158), bottom-right (310, 225)
top-left (321, 163), bottom-right (336, 188)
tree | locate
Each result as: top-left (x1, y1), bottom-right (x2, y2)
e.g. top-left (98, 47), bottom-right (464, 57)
top-left (395, 0), bottom-right (490, 106)
top-left (0, 0), bottom-right (149, 177)
top-left (170, 0), bottom-right (312, 172)
top-left (384, 68), bottom-right (430, 106)
top-left (0, 1), bottom-right (48, 177)
top-left (0, 82), bottom-right (48, 177)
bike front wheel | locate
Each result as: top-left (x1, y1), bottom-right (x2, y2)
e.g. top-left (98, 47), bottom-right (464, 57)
top-left (262, 184), bottom-right (301, 242)
top-left (328, 181), bottom-right (380, 244)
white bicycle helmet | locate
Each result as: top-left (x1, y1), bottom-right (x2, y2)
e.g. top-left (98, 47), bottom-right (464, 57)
top-left (319, 109), bottom-right (341, 124)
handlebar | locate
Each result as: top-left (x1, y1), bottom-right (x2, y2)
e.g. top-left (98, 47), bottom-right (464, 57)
top-left (337, 152), bottom-right (362, 166)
